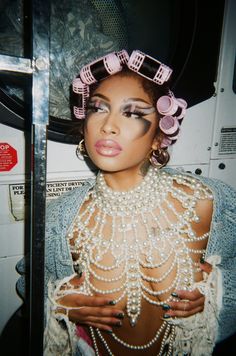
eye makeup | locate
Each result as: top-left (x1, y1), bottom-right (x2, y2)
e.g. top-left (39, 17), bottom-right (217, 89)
top-left (87, 99), bottom-right (109, 114)
top-left (122, 103), bottom-right (156, 118)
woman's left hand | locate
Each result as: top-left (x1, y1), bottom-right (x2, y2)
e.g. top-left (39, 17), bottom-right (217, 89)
top-left (164, 261), bottom-right (212, 318)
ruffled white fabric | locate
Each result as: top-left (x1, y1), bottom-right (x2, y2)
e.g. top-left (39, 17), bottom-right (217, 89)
top-left (44, 275), bottom-right (95, 356)
top-left (165, 255), bottom-right (222, 356)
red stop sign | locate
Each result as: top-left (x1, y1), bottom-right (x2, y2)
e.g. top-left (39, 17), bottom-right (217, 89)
top-left (0, 143), bottom-right (18, 172)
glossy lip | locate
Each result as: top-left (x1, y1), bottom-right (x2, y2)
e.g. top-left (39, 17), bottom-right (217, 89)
top-left (94, 139), bottom-right (122, 157)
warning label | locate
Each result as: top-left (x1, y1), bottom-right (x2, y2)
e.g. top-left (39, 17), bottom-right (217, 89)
top-left (9, 179), bottom-right (89, 221)
top-left (219, 127), bottom-right (236, 155)
top-left (0, 143), bottom-right (18, 171)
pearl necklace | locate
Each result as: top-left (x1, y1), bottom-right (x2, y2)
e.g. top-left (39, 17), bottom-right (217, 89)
top-left (67, 167), bottom-right (213, 350)
top-left (89, 321), bottom-right (175, 356)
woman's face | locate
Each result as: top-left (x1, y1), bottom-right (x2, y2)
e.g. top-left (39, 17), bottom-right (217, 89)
top-left (84, 74), bottom-right (159, 174)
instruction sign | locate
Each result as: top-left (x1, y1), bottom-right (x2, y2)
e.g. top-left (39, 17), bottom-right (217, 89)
top-left (219, 127), bottom-right (236, 155)
top-left (0, 143), bottom-right (18, 171)
top-left (9, 179), bottom-right (90, 221)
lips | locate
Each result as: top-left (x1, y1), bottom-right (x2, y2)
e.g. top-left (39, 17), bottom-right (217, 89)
top-left (94, 139), bottom-right (122, 157)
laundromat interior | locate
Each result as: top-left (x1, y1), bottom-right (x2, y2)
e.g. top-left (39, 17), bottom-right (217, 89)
top-left (0, 0), bottom-right (236, 354)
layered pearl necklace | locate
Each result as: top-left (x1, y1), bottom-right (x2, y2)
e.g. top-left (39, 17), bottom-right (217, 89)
top-left (67, 167), bottom-right (213, 353)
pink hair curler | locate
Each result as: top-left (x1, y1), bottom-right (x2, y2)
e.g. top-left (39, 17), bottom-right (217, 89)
top-left (127, 50), bottom-right (172, 85)
top-left (116, 49), bottom-right (129, 64)
top-left (156, 95), bottom-right (187, 119)
top-left (160, 137), bottom-right (173, 148)
top-left (72, 78), bottom-right (89, 119)
top-left (159, 115), bottom-right (179, 136)
top-left (79, 52), bottom-right (123, 85)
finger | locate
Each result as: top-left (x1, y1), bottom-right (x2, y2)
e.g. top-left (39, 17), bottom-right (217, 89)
top-left (75, 295), bottom-right (117, 308)
top-left (199, 261), bottom-right (212, 274)
top-left (83, 316), bottom-right (122, 327)
top-left (58, 293), bottom-right (117, 308)
top-left (85, 321), bottom-right (113, 333)
top-left (164, 305), bottom-right (203, 318)
top-left (68, 306), bottom-right (124, 324)
top-left (78, 306), bottom-right (124, 319)
top-left (168, 296), bottom-right (205, 312)
top-left (171, 288), bottom-right (203, 301)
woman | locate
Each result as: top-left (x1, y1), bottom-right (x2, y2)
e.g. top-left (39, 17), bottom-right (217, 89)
top-left (17, 50), bottom-right (236, 355)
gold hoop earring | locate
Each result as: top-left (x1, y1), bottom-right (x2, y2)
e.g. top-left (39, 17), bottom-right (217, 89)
top-left (149, 148), bottom-right (169, 168)
top-left (76, 139), bottom-right (88, 160)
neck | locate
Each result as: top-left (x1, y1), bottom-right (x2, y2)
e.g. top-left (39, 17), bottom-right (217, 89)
top-left (101, 164), bottom-right (150, 191)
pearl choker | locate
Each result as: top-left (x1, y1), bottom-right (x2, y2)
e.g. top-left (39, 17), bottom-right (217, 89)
top-left (67, 166), bottom-right (213, 351)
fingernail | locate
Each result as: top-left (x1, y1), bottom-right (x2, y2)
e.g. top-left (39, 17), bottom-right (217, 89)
top-left (171, 292), bottom-right (179, 298)
top-left (105, 329), bottom-right (113, 334)
top-left (116, 312), bottom-right (124, 319)
top-left (162, 304), bottom-right (171, 311)
top-left (163, 314), bottom-right (171, 319)
top-left (200, 257), bottom-right (205, 264)
top-left (115, 321), bottom-right (122, 327)
top-left (108, 300), bottom-right (116, 305)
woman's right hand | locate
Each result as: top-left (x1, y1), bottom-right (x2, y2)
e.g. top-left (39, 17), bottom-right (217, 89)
top-left (56, 274), bottom-right (124, 332)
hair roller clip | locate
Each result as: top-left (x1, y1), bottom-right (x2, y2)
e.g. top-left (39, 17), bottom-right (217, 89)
top-left (116, 49), bottom-right (129, 65)
top-left (127, 50), bottom-right (172, 85)
top-left (159, 115), bottom-right (179, 136)
top-left (72, 78), bottom-right (89, 119)
top-left (156, 95), bottom-right (187, 119)
top-left (79, 52), bottom-right (123, 85)
top-left (160, 137), bottom-right (173, 148)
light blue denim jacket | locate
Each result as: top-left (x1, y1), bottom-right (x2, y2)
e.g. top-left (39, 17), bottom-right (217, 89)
top-left (16, 168), bottom-right (236, 345)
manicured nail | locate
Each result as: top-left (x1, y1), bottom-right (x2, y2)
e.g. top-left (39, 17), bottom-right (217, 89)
top-left (200, 257), bottom-right (205, 264)
top-left (115, 321), bottom-right (122, 327)
top-left (109, 300), bottom-right (116, 305)
top-left (116, 312), bottom-right (124, 319)
top-left (163, 314), bottom-right (171, 319)
top-left (171, 292), bottom-right (179, 298)
top-left (162, 304), bottom-right (171, 311)
top-left (105, 329), bottom-right (113, 334)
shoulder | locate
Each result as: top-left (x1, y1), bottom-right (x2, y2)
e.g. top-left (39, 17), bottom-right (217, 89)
top-left (163, 167), bottom-right (236, 213)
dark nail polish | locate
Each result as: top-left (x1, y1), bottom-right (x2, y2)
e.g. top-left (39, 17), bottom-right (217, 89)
top-left (106, 329), bottom-right (113, 334)
top-left (162, 304), bottom-right (171, 311)
top-left (116, 313), bottom-right (124, 319)
top-left (200, 257), bottom-right (205, 264)
top-left (163, 314), bottom-right (171, 319)
top-left (171, 292), bottom-right (179, 298)
top-left (109, 300), bottom-right (116, 305)
top-left (115, 321), bottom-right (122, 327)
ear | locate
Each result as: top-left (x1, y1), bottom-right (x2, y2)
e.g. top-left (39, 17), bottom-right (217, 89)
top-left (151, 134), bottom-right (162, 150)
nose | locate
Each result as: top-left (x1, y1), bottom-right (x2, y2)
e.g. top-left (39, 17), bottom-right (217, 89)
top-left (100, 112), bottom-right (119, 135)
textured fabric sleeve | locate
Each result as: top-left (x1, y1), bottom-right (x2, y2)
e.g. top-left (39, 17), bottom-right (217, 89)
top-left (204, 179), bottom-right (236, 342)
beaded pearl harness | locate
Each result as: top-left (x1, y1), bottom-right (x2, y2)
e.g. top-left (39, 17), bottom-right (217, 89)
top-left (67, 167), bottom-right (213, 353)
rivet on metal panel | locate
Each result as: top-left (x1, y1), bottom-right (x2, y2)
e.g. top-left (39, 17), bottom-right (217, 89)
top-left (214, 142), bottom-right (219, 146)
top-left (207, 147), bottom-right (211, 151)
top-left (220, 88), bottom-right (224, 92)
top-left (218, 163), bottom-right (226, 170)
top-left (35, 58), bottom-right (49, 71)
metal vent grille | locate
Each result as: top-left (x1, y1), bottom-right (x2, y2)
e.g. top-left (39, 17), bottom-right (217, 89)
top-left (90, 0), bottom-right (128, 49)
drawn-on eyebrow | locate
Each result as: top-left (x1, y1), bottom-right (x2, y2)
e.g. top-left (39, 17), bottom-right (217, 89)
top-left (124, 97), bottom-right (152, 105)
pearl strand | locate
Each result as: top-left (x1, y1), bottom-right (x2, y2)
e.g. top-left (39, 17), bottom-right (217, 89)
top-left (90, 323), bottom-right (175, 355)
top-left (68, 167), bottom-right (212, 327)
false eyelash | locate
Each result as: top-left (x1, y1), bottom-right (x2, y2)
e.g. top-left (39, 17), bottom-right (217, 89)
top-left (123, 110), bottom-right (146, 118)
